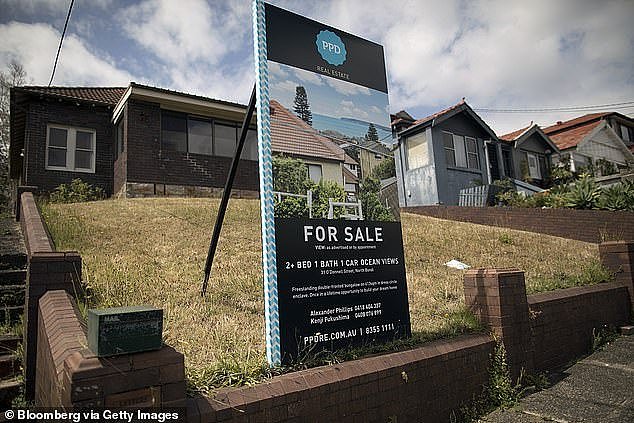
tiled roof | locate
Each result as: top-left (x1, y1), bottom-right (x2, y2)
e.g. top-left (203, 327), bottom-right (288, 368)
top-left (500, 124), bottom-right (532, 142)
top-left (542, 112), bottom-right (610, 135)
top-left (343, 166), bottom-right (358, 184)
top-left (129, 82), bottom-right (247, 110)
top-left (411, 99), bottom-right (466, 126)
top-left (270, 100), bottom-right (345, 162)
top-left (16, 86), bottom-right (126, 106)
top-left (547, 120), bottom-right (603, 150)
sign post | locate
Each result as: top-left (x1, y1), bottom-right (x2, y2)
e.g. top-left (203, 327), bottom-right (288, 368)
top-left (253, 0), bottom-right (411, 365)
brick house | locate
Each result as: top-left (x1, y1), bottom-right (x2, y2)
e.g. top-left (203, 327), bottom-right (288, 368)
top-left (9, 83), bottom-right (354, 198)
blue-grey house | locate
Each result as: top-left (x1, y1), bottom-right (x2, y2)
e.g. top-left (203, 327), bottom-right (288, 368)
top-left (393, 100), bottom-right (503, 206)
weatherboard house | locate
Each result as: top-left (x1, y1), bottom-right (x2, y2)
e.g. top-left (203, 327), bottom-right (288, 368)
top-left (9, 84), bottom-right (355, 198)
top-left (392, 100), bottom-right (508, 206)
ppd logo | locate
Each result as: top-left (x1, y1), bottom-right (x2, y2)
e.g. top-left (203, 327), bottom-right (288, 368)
top-left (316, 30), bottom-right (347, 66)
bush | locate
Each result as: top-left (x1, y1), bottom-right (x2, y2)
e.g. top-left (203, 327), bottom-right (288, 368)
top-left (49, 179), bottom-right (105, 204)
top-left (371, 156), bottom-right (395, 180)
top-left (359, 177), bottom-right (392, 221)
top-left (564, 175), bottom-right (601, 209)
top-left (272, 156), bottom-right (308, 194)
top-left (311, 180), bottom-right (346, 219)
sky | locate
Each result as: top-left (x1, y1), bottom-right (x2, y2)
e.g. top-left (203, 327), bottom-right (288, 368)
top-left (1, 0), bottom-right (633, 135)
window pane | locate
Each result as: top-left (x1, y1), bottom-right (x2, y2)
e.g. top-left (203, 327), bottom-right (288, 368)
top-left (162, 112), bottom-right (187, 152)
top-left (47, 148), bottom-right (66, 167)
top-left (465, 137), bottom-right (477, 154)
top-left (241, 128), bottom-right (258, 161)
top-left (75, 150), bottom-right (93, 170)
top-left (467, 155), bottom-right (479, 169)
top-left (453, 134), bottom-right (467, 167)
top-left (214, 123), bottom-right (236, 157)
top-left (188, 118), bottom-right (213, 155)
top-left (308, 164), bottom-right (322, 183)
top-left (442, 132), bottom-right (455, 167)
top-left (442, 132), bottom-right (453, 149)
top-left (406, 132), bottom-right (428, 170)
top-left (49, 128), bottom-right (67, 147)
top-left (76, 131), bottom-right (93, 150)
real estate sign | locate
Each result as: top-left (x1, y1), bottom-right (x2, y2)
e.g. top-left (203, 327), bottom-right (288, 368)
top-left (252, 0), bottom-right (410, 365)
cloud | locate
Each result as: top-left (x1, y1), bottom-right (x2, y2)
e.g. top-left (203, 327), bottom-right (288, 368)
top-left (325, 77), bottom-right (371, 96)
top-left (292, 67), bottom-right (324, 86)
top-left (117, 0), bottom-right (254, 103)
top-left (338, 99), bottom-right (369, 120)
top-left (0, 21), bottom-right (132, 86)
top-left (313, 0), bottom-right (634, 134)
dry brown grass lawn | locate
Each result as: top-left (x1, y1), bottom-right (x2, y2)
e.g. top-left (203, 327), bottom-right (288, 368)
top-left (41, 198), bottom-right (605, 390)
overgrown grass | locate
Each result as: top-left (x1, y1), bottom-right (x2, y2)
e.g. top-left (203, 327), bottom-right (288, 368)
top-left (40, 198), bottom-right (606, 393)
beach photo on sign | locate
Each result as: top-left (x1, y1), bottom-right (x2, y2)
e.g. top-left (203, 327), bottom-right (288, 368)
top-left (268, 61), bottom-right (397, 221)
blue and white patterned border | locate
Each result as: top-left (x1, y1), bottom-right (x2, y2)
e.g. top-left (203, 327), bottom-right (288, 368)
top-left (252, 0), bottom-right (281, 365)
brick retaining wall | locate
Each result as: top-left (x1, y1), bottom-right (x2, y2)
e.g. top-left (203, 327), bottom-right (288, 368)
top-left (36, 290), bottom-right (186, 408)
top-left (528, 283), bottom-right (630, 371)
top-left (404, 206), bottom-right (634, 243)
top-left (188, 334), bottom-right (494, 423)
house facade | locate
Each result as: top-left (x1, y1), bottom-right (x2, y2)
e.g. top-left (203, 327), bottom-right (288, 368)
top-left (499, 123), bottom-right (559, 188)
top-left (393, 100), bottom-right (501, 206)
top-left (543, 113), bottom-right (634, 175)
top-left (10, 83), bottom-right (354, 199)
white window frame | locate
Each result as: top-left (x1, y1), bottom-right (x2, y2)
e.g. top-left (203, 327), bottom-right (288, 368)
top-left (45, 124), bottom-right (96, 173)
top-left (526, 152), bottom-right (541, 179)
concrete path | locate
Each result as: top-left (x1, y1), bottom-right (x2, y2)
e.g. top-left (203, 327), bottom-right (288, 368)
top-left (482, 334), bottom-right (634, 423)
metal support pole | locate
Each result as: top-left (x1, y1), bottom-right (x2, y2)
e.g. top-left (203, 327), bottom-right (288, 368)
top-left (201, 86), bottom-right (257, 296)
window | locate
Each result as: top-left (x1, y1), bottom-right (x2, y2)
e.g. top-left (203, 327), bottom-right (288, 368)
top-left (308, 164), bottom-right (323, 183)
top-left (240, 129), bottom-right (258, 161)
top-left (443, 132), bottom-right (455, 167)
top-left (161, 110), bottom-right (257, 159)
top-left (162, 112), bottom-right (187, 152)
top-left (46, 125), bottom-right (95, 173)
top-left (188, 117), bottom-right (213, 155)
top-left (443, 131), bottom-right (479, 169)
top-left (502, 148), bottom-right (513, 178)
top-left (406, 132), bottom-right (428, 170)
top-left (465, 137), bottom-right (479, 169)
top-left (214, 123), bottom-right (237, 157)
top-left (621, 124), bottom-right (631, 143)
top-left (526, 152), bottom-right (541, 179)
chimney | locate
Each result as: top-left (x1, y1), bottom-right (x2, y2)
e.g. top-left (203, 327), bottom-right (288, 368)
top-left (556, 121), bottom-right (563, 125)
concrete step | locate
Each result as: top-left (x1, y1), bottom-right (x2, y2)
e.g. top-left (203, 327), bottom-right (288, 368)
top-left (0, 307), bottom-right (22, 327)
top-left (0, 355), bottom-right (19, 380)
top-left (0, 270), bottom-right (26, 285)
top-left (0, 378), bottom-right (22, 409)
top-left (0, 336), bottom-right (20, 355)
top-left (0, 254), bottom-right (26, 272)
top-left (0, 286), bottom-right (24, 308)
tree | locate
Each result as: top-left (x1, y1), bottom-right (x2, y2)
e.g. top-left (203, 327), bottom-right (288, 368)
top-left (0, 61), bottom-right (27, 213)
top-left (293, 86), bottom-right (312, 126)
top-left (371, 156), bottom-right (395, 180)
top-left (358, 176), bottom-right (392, 221)
top-left (364, 123), bottom-right (379, 143)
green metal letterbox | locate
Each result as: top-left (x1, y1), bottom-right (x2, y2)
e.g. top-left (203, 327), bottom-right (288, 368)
top-left (87, 306), bottom-right (163, 357)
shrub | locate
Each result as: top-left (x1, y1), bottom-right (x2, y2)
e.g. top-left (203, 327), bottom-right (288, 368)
top-left (564, 175), bottom-right (601, 209)
top-left (311, 180), bottom-right (346, 219)
top-left (358, 177), bottom-right (392, 221)
top-left (272, 156), bottom-right (308, 194)
top-left (49, 179), bottom-right (105, 203)
top-left (371, 156), bottom-right (396, 180)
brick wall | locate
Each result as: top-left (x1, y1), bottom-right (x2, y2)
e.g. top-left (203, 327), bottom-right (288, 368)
top-left (529, 283), bottom-right (630, 371)
top-left (125, 99), bottom-right (259, 192)
top-left (36, 290), bottom-right (186, 408)
top-left (188, 334), bottom-right (493, 423)
top-left (404, 206), bottom-right (634, 243)
top-left (465, 268), bottom-right (631, 381)
top-left (24, 98), bottom-right (115, 195)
